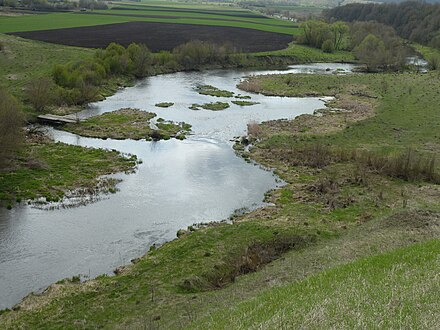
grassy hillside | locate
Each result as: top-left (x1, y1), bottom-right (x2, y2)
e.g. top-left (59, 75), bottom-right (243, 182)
top-left (193, 239), bottom-right (440, 329)
top-left (0, 34), bottom-right (92, 102)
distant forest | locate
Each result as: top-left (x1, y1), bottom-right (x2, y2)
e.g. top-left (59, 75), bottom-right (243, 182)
top-left (326, 1), bottom-right (440, 49)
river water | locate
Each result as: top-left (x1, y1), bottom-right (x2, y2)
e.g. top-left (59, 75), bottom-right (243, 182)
top-left (0, 63), bottom-right (355, 309)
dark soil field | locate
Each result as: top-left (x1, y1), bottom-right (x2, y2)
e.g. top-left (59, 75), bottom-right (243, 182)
top-left (10, 21), bottom-right (293, 52)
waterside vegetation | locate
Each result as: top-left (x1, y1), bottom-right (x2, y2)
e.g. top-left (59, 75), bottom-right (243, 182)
top-left (62, 108), bottom-right (191, 141)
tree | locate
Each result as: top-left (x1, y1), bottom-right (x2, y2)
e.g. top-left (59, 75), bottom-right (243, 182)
top-left (354, 34), bottom-right (386, 71)
top-left (0, 89), bottom-right (24, 168)
top-left (128, 43), bottom-right (153, 78)
top-left (331, 21), bottom-right (349, 50)
top-left (300, 21), bottom-right (332, 49)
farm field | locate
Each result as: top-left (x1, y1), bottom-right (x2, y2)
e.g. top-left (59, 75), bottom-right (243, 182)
top-left (0, 4), bottom-right (299, 34)
top-left (10, 21), bottom-right (293, 51)
top-left (1, 1), bottom-right (299, 51)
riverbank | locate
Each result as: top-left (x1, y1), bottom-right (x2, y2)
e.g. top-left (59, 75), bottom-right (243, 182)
top-left (0, 130), bottom-right (137, 208)
top-left (1, 69), bottom-right (439, 328)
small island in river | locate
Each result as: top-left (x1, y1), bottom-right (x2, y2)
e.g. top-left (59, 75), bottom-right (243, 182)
top-left (62, 108), bottom-right (191, 141)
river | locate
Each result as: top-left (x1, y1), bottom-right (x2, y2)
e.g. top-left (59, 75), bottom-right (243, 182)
top-left (0, 63), bottom-right (356, 309)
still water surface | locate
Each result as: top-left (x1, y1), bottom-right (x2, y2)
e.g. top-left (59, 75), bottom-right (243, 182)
top-left (0, 64), bottom-right (355, 308)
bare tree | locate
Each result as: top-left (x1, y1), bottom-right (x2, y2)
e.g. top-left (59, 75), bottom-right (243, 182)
top-left (26, 78), bottom-right (53, 112)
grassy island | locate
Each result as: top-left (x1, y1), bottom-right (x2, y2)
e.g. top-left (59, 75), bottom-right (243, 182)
top-left (63, 108), bottom-right (191, 141)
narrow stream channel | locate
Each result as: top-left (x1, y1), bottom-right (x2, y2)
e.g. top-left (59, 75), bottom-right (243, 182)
top-left (0, 63), bottom-right (356, 309)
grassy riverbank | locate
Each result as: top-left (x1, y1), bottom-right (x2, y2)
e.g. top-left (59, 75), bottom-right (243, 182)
top-left (0, 134), bottom-right (137, 208)
top-left (63, 108), bottom-right (191, 141)
top-left (194, 239), bottom-right (440, 328)
top-left (1, 70), bottom-right (439, 328)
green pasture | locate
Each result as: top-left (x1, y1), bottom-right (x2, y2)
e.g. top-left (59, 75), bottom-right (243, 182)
top-left (0, 8), bottom-right (299, 35)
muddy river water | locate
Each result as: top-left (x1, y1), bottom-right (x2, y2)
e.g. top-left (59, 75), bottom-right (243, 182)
top-left (0, 63), bottom-right (356, 309)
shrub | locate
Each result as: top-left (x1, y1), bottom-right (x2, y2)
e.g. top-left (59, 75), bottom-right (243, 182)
top-left (0, 89), bottom-right (24, 168)
top-left (321, 39), bottom-right (334, 53)
top-left (26, 78), bottom-right (54, 112)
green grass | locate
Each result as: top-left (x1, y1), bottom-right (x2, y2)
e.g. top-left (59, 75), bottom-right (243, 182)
top-left (1, 202), bottom-right (438, 328)
top-left (190, 102), bottom-right (230, 111)
top-left (231, 100), bottom-right (259, 106)
top-left (413, 43), bottom-right (440, 59)
top-left (193, 239), bottom-right (440, 329)
top-left (196, 85), bottom-right (235, 97)
top-left (0, 11), bottom-right (299, 35)
top-left (0, 140), bottom-right (136, 206)
top-left (133, 0), bottom-right (248, 11)
top-left (155, 102), bottom-right (174, 108)
top-left (239, 72), bottom-right (440, 152)
top-left (256, 43), bottom-right (355, 62)
top-left (96, 9), bottom-right (298, 27)
top-left (63, 108), bottom-right (191, 140)
top-left (0, 33), bottom-right (92, 103)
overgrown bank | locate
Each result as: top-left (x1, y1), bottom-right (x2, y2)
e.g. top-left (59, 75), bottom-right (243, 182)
top-left (0, 33), bottom-right (354, 117)
top-left (1, 69), bottom-right (439, 328)
top-left (0, 130), bottom-right (137, 208)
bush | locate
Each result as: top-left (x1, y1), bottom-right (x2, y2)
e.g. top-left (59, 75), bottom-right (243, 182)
top-left (321, 39), bottom-right (334, 53)
top-left (50, 41), bottom-right (243, 105)
top-left (26, 78), bottom-right (54, 112)
top-left (350, 22), bottom-right (408, 71)
top-left (0, 89), bottom-right (24, 168)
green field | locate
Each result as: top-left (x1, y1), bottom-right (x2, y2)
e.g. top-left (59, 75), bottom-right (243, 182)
top-left (0, 5), bottom-right (299, 35)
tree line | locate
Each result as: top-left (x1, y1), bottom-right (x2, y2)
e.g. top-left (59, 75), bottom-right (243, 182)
top-left (325, 1), bottom-right (440, 50)
top-left (297, 20), bottom-right (349, 53)
top-left (26, 40), bottom-right (250, 112)
top-left (0, 0), bottom-right (107, 11)
top-left (297, 19), bottom-right (408, 71)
